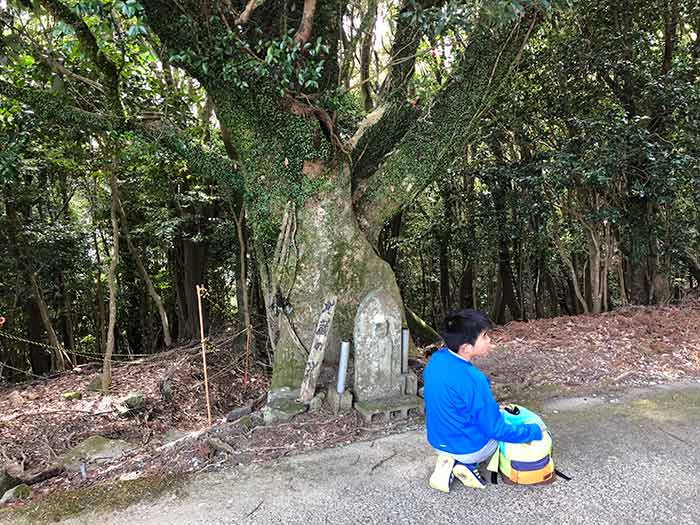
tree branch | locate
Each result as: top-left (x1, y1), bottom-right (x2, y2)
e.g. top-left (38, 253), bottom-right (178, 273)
top-left (354, 12), bottom-right (541, 244)
top-left (293, 0), bottom-right (317, 44)
top-left (236, 0), bottom-right (263, 25)
top-left (39, 0), bottom-right (122, 111)
top-left (379, 0), bottom-right (444, 101)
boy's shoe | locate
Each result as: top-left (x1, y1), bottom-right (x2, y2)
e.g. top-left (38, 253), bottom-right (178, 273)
top-left (452, 462), bottom-right (487, 489)
top-left (429, 455), bottom-right (455, 493)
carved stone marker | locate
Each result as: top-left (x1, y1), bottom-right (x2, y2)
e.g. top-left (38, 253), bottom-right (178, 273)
top-left (353, 289), bottom-right (423, 423)
top-left (353, 290), bottom-right (403, 401)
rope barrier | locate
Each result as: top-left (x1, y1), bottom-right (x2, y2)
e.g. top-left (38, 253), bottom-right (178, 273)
top-left (0, 330), bottom-right (159, 363)
top-left (0, 361), bottom-right (49, 380)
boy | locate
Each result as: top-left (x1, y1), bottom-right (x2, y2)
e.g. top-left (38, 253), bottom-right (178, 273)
top-left (423, 309), bottom-right (542, 492)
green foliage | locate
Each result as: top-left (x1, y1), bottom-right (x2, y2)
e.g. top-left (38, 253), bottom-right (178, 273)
top-left (169, 21), bottom-right (330, 97)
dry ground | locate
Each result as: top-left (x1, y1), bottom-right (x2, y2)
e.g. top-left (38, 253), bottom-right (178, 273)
top-left (1, 304), bottom-right (699, 506)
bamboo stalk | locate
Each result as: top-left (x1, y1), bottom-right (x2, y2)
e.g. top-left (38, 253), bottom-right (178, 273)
top-left (196, 284), bottom-right (213, 426)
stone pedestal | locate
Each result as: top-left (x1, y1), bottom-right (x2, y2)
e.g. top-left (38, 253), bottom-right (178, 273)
top-left (354, 396), bottom-right (424, 424)
top-left (352, 289), bottom-right (422, 423)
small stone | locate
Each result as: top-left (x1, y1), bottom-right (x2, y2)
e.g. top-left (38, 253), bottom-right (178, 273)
top-left (225, 405), bottom-right (252, 422)
top-left (0, 484), bottom-right (31, 506)
top-left (123, 391), bottom-right (146, 411)
top-left (236, 415), bottom-right (253, 430)
top-left (339, 391), bottom-right (353, 412)
top-left (8, 391), bottom-right (24, 407)
top-left (0, 467), bottom-right (22, 494)
top-left (62, 391), bottom-right (82, 401)
top-left (207, 438), bottom-right (235, 455)
top-left (249, 411), bottom-right (264, 426)
top-left (24, 391), bottom-right (40, 401)
top-left (163, 428), bottom-right (188, 444)
top-left (309, 391), bottom-right (326, 412)
top-left (87, 375), bottom-right (103, 392)
top-left (159, 380), bottom-right (173, 402)
top-left (118, 472), bottom-right (142, 482)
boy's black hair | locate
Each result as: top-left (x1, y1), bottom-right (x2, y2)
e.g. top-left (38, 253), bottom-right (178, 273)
top-left (440, 309), bottom-right (493, 352)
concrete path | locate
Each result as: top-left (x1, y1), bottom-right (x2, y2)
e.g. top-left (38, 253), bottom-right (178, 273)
top-left (25, 384), bottom-right (700, 524)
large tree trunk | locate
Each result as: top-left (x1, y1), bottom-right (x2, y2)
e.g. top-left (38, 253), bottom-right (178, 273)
top-left (26, 298), bottom-right (51, 374)
top-left (459, 261), bottom-right (475, 310)
top-left (138, 0), bottom-right (542, 398)
top-left (257, 161), bottom-right (405, 393)
top-left (492, 183), bottom-right (522, 322)
top-left (182, 238), bottom-right (208, 341)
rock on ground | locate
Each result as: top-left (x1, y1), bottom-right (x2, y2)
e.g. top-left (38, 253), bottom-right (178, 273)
top-left (62, 436), bottom-right (135, 472)
top-left (0, 484), bottom-right (31, 506)
top-left (0, 467), bottom-right (21, 495)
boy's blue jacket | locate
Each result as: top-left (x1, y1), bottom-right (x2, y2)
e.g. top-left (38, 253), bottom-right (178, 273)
top-left (423, 348), bottom-right (542, 454)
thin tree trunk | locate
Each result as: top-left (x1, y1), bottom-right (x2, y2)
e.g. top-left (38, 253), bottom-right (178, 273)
top-left (459, 260), bottom-right (475, 309)
top-left (558, 249), bottom-right (589, 314)
top-left (116, 197), bottom-right (172, 347)
top-left (438, 177), bottom-right (456, 316)
top-left (173, 243), bottom-right (191, 340)
top-left (103, 168), bottom-right (121, 391)
top-left (233, 205), bottom-right (255, 356)
top-left (543, 270), bottom-right (560, 317)
top-left (28, 272), bottom-right (66, 372)
top-left (58, 272), bottom-right (76, 366)
top-left (93, 231), bottom-right (107, 353)
top-left (492, 270), bottom-right (505, 324)
top-left (359, 0), bottom-right (378, 111)
top-left (492, 182), bottom-right (521, 321)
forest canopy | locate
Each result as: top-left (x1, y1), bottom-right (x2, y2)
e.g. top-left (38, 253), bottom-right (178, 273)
top-left (1, 0), bottom-right (699, 391)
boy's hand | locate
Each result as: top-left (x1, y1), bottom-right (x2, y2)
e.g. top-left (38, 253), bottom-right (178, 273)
top-left (0, 316), bottom-right (5, 327)
top-left (526, 423), bottom-right (546, 444)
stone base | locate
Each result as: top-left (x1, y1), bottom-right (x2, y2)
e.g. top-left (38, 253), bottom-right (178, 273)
top-left (326, 389), bottom-right (354, 414)
top-left (263, 398), bottom-right (307, 425)
top-left (403, 371), bottom-right (418, 395)
top-left (354, 395), bottom-right (424, 424)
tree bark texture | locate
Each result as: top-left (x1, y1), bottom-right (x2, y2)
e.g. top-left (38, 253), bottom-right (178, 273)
top-left (103, 168), bottom-right (121, 390)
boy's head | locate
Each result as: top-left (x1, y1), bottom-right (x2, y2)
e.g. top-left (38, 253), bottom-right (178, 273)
top-left (441, 309), bottom-right (493, 358)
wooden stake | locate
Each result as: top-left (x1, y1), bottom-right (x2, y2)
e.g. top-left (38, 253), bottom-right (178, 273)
top-left (196, 284), bottom-right (213, 426)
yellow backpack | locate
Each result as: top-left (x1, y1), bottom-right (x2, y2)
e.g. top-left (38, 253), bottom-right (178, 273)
top-left (486, 404), bottom-right (569, 485)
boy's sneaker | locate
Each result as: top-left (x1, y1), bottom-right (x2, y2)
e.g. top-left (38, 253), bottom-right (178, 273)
top-left (452, 462), bottom-right (487, 489)
top-left (429, 455), bottom-right (455, 493)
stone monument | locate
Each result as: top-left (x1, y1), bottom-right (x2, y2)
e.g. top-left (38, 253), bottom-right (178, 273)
top-left (352, 289), bottom-right (423, 423)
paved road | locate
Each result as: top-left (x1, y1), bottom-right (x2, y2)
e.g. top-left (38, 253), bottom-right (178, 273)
top-left (24, 384), bottom-right (700, 524)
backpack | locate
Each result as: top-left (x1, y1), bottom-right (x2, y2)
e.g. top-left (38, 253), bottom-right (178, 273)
top-left (486, 404), bottom-right (568, 485)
